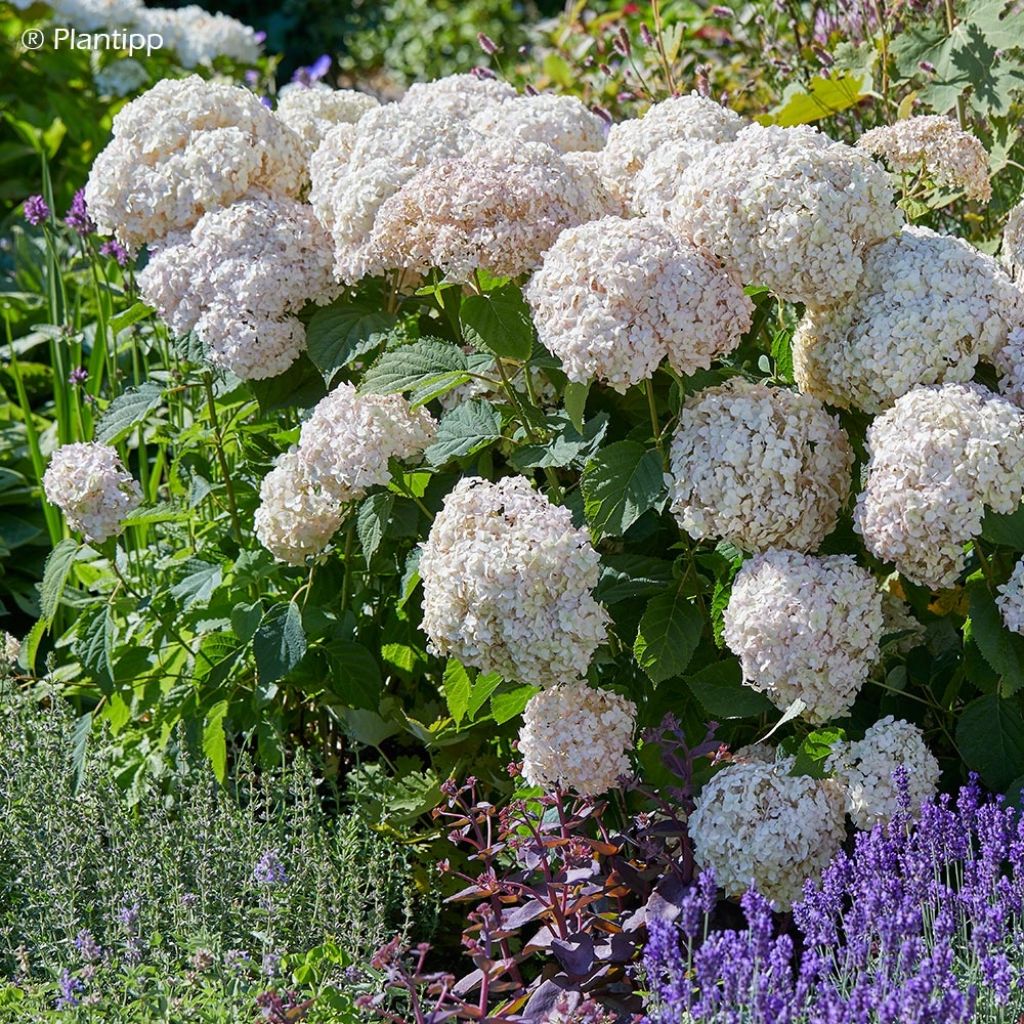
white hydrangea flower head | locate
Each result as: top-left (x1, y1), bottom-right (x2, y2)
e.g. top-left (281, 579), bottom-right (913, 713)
top-left (254, 450), bottom-right (345, 566)
top-left (562, 149), bottom-right (631, 218)
top-left (93, 58), bottom-right (149, 98)
top-left (0, 632), bottom-right (21, 675)
top-left (669, 124), bottom-right (902, 303)
top-left (398, 73), bottom-right (516, 119)
top-left (371, 138), bottom-right (609, 282)
top-left (690, 758), bottom-right (847, 909)
top-left (525, 216), bottom-right (753, 393)
top-left (668, 379), bottom-right (853, 553)
top-left (793, 227), bottom-right (1024, 413)
top-left (138, 197), bottom-right (338, 380)
top-left (1003, 201), bottom-right (1024, 285)
top-left (309, 105), bottom-right (480, 283)
top-left (469, 93), bottom-right (606, 154)
top-left (633, 137), bottom-right (719, 219)
top-left (854, 384), bottom-right (1024, 589)
top-left (50, 0), bottom-right (141, 31)
top-left (997, 557), bottom-right (1024, 635)
top-left (826, 716), bottom-right (940, 830)
top-left (275, 86), bottom-right (379, 159)
top-left (518, 682), bottom-right (635, 795)
top-left (419, 476), bottom-right (610, 687)
top-left (84, 76), bottom-right (306, 247)
top-left (43, 442), bottom-right (141, 543)
top-left (993, 326), bottom-right (1024, 410)
top-left (857, 115), bottom-right (991, 202)
top-left (600, 94), bottom-right (746, 210)
top-left (132, 6), bottom-right (263, 67)
top-left (733, 741), bottom-right (779, 764)
top-left (296, 383), bottom-right (436, 503)
top-left (724, 550), bottom-right (884, 724)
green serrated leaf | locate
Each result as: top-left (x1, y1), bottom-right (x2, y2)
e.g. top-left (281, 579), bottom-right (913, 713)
top-left (203, 700), bottom-right (228, 783)
top-left (425, 400), bottom-right (502, 466)
top-left (564, 381), bottom-right (590, 434)
top-left (686, 659), bottom-right (775, 718)
top-left (634, 583), bottom-right (704, 684)
top-left (39, 537), bottom-right (79, 624)
top-left (254, 602), bottom-right (307, 688)
top-left (582, 441), bottom-right (666, 538)
top-left (108, 300), bottom-right (153, 335)
top-left (305, 299), bottom-right (396, 383)
top-left (460, 284), bottom-right (534, 361)
top-left (169, 560), bottom-right (223, 610)
top-left (326, 640), bottom-right (383, 711)
top-left (957, 693), bottom-right (1024, 790)
top-left (967, 581), bottom-right (1024, 694)
top-left (982, 504), bottom-right (1024, 550)
top-left (361, 338), bottom-right (470, 406)
top-left (76, 604), bottom-right (114, 688)
top-left (248, 354), bottom-right (327, 412)
top-left (95, 382), bottom-right (162, 444)
top-left (491, 685), bottom-right (538, 724)
top-left (357, 492), bottom-right (395, 562)
top-left (444, 659), bottom-right (472, 726)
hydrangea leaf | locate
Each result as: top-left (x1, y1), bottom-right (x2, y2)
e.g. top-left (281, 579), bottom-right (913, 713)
top-left (582, 440), bottom-right (666, 538)
top-left (253, 601), bottom-right (307, 689)
top-left (325, 640), bottom-right (382, 712)
top-left (685, 659), bottom-right (775, 718)
top-left (981, 504), bottom-right (1024, 550)
top-left (360, 337), bottom-right (470, 406)
top-left (424, 400), bottom-right (502, 467)
top-left (957, 694), bottom-right (1024, 790)
top-left (966, 581), bottom-right (1024, 694)
top-left (357, 492), bottom-right (395, 563)
top-left (95, 382), bottom-right (162, 444)
top-left (634, 582), bottom-right (704, 685)
top-left (202, 700), bottom-right (228, 784)
top-left (39, 537), bottom-right (79, 625)
top-left (305, 298), bottom-right (396, 384)
top-left (460, 284), bottom-right (534, 361)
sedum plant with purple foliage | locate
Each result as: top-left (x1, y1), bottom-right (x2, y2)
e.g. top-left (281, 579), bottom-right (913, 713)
top-left (643, 771), bottom-right (1024, 1023)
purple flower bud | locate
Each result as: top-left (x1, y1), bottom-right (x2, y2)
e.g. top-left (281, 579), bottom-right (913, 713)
top-left (253, 30), bottom-right (266, 44)
top-left (712, 5), bottom-right (733, 16)
top-left (592, 105), bottom-right (613, 125)
top-left (525, 83), bottom-right (538, 96)
top-left (613, 26), bottom-right (631, 57)
top-left (253, 850), bottom-right (287, 886)
top-left (470, 65), bottom-right (497, 80)
top-left (99, 239), bottom-right (130, 266)
top-left (640, 23), bottom-right (655, 46)
top-left (919, 60), bottom-right (936, 73)
top-left (64, 189), bottom-right (95, 236)
top-left (68, 367), bottom-right (89, 386)
top-left (477, 32), bottom-right (499, 55)
top-left (23, 195), bottom-right (49, 226)
top-left (244, 69), bottom-right (259, 86)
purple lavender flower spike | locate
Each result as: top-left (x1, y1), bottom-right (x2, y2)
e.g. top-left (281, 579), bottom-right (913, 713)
top-left (291, 54), bottom-right (331, 86)
top-left (23, 195), bottom-right (49, 226)
top-left (65, 189), bottom-right (95, 236)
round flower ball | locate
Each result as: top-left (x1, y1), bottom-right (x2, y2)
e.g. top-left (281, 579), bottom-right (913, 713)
top-left (1002, 200), bottom-right (1024, 285)
top-left (826, 716), bottom-right (940, 829)
top-left (668, 379), bottom-right (853, 553)
top-left (599, 93), bottom-right (746, 210)
top-left (669, 123), bottom-right (902, 304)
top-left (275, 85), bottom-right (379, 159)
top-left (525, 216), bottom-right (753, 393)
top-left (371, 139), bottom-right (609, 283)
top-left (470, 93), bottom-right (606, 154)
top-left (632, 137), bottom-right (719, 220)
top-left (419, 476), bottom-right (610, 687)
top-left (43, 442), bottom-right (141, 543)
top-left (296, 384), bottom-right (436, 505)
top-left (993, 326), bottom-right (1024, 410)
top-left (793, 227), bottom-right (1024, 413)
top-left (724, 550), bottom-right (884, 724)
top-left (308, 104), bottom-right (478, 283)
top-left (398, 73), bottom-right (516, 120)
top-left (138, 197), bottom-right (338, 381)
top-left (997, 557), bottom-right (1024, 635)
top-left (689, 758), bottom-right (847, 909)
top-left (853, 384), bottom-right (1024, 589)
top-left (84, 76), bottom-right (306, 248)
top-left (518, 682), bottom-right (635, 796)
top-left (254, 451), bottom-right (344, 566)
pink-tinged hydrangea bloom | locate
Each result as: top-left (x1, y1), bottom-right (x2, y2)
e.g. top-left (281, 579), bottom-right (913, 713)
top-left (997, 557), bottom-right (1024, 635)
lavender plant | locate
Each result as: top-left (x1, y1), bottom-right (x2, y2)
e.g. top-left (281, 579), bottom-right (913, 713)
top-left (644, 772), bottom-right (1024, 1023)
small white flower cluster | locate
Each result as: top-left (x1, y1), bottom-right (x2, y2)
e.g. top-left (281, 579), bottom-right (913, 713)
top-left (138, 197), bottom-right (338, 380)
top-left (518, 682), bottom-right (636, 796)
top-left (371, 138), bottom-right (609, 283)
top-left (133, 5), bottom-right (262, 68)
top-left (880, 594), bottom-right (927, 653)
top-left (85, 76), bottom-right (305, 248)
top-left (997, 557), bottom-right (1024, 635)
top-left (724, 550), bottom-right (884, 724)
top-left (43, 442), bottom-right (141, 543)
top-left (794, 227), bottom-right (1024, 413)
top-left (632, 137), bottom-right (718, 219)
top-left (857, 115), bottom-right (992, 202)
top-left (398, 73), bottom-right (516, 119)
top-left (295, 383), bottom-right (436, 503)
top-left (668, 379), bottom-right (853, 553)
top-left (419, 476), bottom-right (609, 687)
top-left (469, 93), bottom-right (606, 154)
top-left (275, 85), bottom-right (380, 159)
top-left (93, 58), bottom-right (149, 98)
top-left (993, 326), bottom-right (1024, 410)
top-left (689, 757), bottom-right (847, 909)
top-left (526, 216), bottom-right (753, 392)
top-left (599, 94), bottom-right (746, 210)
top-left (826, 717), bottom-right (940, 830)
top-left (854, 384), bottom-right (1024, 588)
top-left (1, 632), bottom-right (21, 675)
top-left (309, 104), bottom-right (479, 283)
top-left (49, 0), bottom-right (141, 31)
top-left (1003, 201), bottom-right (1024, 285)
top-left (253, 451), bottom-right (345, 566)
top-left (670, 124), bottom-right (902, 304)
